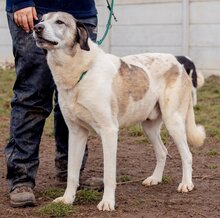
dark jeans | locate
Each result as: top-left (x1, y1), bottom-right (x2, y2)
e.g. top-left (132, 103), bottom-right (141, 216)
top-left (5, 13), bottom-right (97, 191)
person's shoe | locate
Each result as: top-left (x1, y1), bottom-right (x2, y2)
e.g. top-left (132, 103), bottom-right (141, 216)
top-left (80, 177), bottom-right (104, 192)
top-left (55, 172), bottom-right (67, 183)
top-left (10, 186), bottom-right (37, 208)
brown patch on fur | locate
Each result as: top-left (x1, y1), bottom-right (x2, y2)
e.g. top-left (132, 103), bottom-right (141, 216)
top-left (162, 64), bottom-right (181, 108)
top-left (177, 71), bottom-right (192, 113)
top-left (165, 64), bottom-right (180, 87)
top-left (113, 60), bottom-right (149, 116)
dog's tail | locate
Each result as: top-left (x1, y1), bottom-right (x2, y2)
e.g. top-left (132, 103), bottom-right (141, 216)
top-left (185, 100), bottom-right (206, 147)
top-left (197, 71), bottom-right (205, 88)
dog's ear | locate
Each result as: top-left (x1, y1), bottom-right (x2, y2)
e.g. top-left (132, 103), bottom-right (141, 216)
top-left (76, 21), bottom-right (90, 51)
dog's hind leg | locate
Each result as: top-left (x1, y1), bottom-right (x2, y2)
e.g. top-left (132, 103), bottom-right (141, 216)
top-left (159, 66), bottom-right (195, 192)
top-left (97, 126), bottom-right (118, 211)
top-left (54, 125), bottom-right (89, 204)
top-left (141, 116), bottom-right (168, 186)
top-left (163, 112), bottom-right (194, 193)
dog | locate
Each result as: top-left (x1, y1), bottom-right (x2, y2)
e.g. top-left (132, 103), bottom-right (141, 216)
top-left (176, 56), bottom-right (205, 105)
top-left (33, 12), bottom-right (206, 211)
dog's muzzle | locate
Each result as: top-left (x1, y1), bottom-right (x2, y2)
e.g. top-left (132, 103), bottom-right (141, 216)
top-left (33, 23), bottom-right (58, 46)
top-left (34, 23), bottom-right (45, 35)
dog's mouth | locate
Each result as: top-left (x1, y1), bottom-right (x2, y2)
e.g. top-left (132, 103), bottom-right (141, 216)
top-left (36, 36), bottom-right (58, 45)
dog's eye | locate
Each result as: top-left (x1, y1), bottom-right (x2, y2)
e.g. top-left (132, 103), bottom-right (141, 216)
top-left (56, 20), bottom-right (64, 25)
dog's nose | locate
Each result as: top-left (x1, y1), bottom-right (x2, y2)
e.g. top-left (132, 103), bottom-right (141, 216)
top-left (34, 24), bottom-right (45, 34)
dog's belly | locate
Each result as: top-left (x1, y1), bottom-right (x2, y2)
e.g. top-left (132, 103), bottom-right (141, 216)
top-left (118, 94), bottom-right (159, 127)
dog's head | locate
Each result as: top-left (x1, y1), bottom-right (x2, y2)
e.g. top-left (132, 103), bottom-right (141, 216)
top-left (33, 12), bottom-right (90, 51)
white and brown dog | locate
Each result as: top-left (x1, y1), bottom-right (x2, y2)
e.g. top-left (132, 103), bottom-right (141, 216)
top-left (33, 12), bottom-right (206, 211)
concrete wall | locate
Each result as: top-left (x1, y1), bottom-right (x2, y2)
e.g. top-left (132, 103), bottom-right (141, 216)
top-left (97, 0), bottom-right (220, 76)
top-left (190, 1), bottom-right (220, 76)
top-left (0, 0), bottom-right (12, 61)
top-left (1, 0), bottom-right (220, 76)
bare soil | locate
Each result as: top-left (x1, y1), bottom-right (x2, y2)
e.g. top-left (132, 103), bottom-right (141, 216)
top-left (0, 117), bottom-right (220, 218)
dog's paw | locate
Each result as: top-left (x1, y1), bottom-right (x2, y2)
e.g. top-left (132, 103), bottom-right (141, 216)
top-left (177, 182), bottom-right (194, 193)
top-left (97, 199), bottom-right (115, 211)
top-left (53, 195), bottom-right (75, 204)
top-left (142, 176), bottom-right (161, 186)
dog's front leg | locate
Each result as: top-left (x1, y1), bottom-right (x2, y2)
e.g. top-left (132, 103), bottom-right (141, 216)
top-left (97, 127), bottom-right (118, 211)
top-left (54, 125), bottom-right (89, 204)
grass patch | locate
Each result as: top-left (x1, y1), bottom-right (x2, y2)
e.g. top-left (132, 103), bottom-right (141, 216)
top-left (40, 187), bottom-right (105, 206)
top-left (117, 175), bottom-right (132, 183)
top-left (38, 202), bottom-right (73, 217)
top-left (205, 164), bottom-right (218, 169)
top-left (41, 187), bottom-right (65, 199)
top-left (128, 124), bottom-right (143, 137)
top-left (207, 149), bottom-right (220, 157)
top-left (0, 68), bottom-right (14, 116)
top-left (75, 189), bottom-right (102, 204)
top-left (162, 175), bottom-right (171, 184)
top-left (38, 189), bottom-right (101, 216)
top-left (195, 76), bottom-right (220, 141)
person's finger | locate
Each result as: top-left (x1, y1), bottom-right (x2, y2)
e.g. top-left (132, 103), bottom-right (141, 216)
top-left (16, 14), bottom-right (23, 27)
top-left (27, 13), bottom-right (34, 31)
top-left (21, 14), bottom-right (30, 32)
top-left (32, 7), bottom-right (38, 21)
top-left (13, 13), bottom-right (19, 26)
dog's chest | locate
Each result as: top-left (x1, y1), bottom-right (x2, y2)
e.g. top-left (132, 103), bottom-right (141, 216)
top-left (58, 89), bottom-right (79, 121)
top-left (58, 88), bottom-right (97, 130)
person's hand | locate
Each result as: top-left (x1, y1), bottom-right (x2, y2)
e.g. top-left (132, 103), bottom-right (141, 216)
top-left (14, 7), bottom-right (38, 32)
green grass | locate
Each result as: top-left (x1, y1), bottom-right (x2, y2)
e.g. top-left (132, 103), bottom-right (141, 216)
top-left (41, 187), bottom-right (65, 199)
top-left (162, 175), bottom-right (171, 184)
top-left (38, 202), bottom-right (73, 217)
top-left (0, 68), bottom-right (14, 116)
top-left (41, 185), bottom-right (101, 204)
top-left (117, 175), bottom-right (132, 183)
top-left (75, 189), bottom-right (102, 204)
top-left (128, 124), bottom-right (143, 137)
top-left (195, 76), bottom-right (220, 140)
top-left (38, 188), bottom-right (101, 217)
top-left (207, 149), bottom-right (220, 157)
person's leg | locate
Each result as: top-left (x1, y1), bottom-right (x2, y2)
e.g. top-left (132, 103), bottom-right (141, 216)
top-left (5, 13), bottom-right (54, 206)
top-left (54, 16), bottom-right (98, 180)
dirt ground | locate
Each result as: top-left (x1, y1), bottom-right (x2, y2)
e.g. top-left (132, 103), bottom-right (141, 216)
top-left (0, 115), bottom-right (220, 218)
